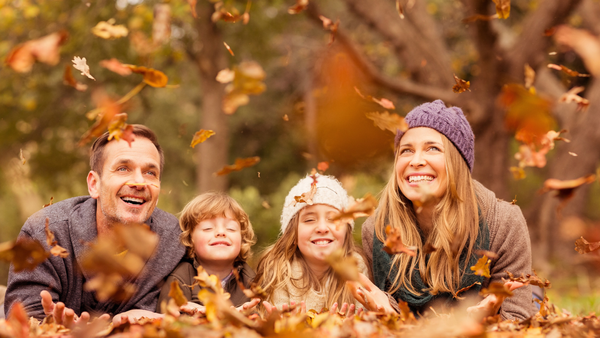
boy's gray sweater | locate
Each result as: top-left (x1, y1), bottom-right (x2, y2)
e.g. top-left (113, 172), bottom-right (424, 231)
top-left (4, 196), bottom-right (185, 319)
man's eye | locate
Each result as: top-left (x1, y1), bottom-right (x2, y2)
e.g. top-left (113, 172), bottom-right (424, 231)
top-left (117, 167), bottom-right (128, 172)
top-left (146, 171), bottom-right (158, 177)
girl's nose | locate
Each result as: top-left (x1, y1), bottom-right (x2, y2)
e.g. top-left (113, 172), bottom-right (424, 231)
top-left (315, 218), bottom-right (330, 232)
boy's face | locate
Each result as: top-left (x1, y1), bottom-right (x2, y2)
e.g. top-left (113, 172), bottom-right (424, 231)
top-left (191, 211), bottom-right (242, 267)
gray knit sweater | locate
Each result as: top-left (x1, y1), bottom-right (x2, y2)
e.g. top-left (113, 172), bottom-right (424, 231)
top-left (4, 196), bottom-right (185, 319)
top-left (361, 181), bottom-right (538, 320)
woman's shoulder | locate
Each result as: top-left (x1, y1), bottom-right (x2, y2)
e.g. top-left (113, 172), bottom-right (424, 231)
top-left (473, 180), bottom-right (527, 237)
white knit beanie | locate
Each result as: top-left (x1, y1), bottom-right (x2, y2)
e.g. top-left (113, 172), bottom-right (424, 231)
top-left (280, 174), bottom-right (353, 234)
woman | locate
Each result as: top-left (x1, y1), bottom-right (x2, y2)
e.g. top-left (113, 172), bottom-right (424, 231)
top-left (354, 100), bottom-right (537, 320)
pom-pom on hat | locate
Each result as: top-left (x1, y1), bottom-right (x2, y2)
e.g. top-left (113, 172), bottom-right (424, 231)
top-left (394, 99), bottom-right (475, 172)
top-left (280, 174), bottom-right (353, 234)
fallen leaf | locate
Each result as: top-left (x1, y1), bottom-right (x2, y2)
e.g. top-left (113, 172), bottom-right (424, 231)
top-left (107, 113), bottom-right (134, 146)
top-left (211, 0), bottom-right (251, 24)
top-left (480, 282), bottom-right (513, 298)
top-left (92, 19), bottom-right (129, 39)
top-left (99, 58), bottom-right (132, 76)
top-left (0, 238), bottom-right (50, 272)
top-left (72, 56), bottom-right (95, 80)
top-left (190, 129), bottom-right (216, 148)
top-left (365, 111), bottom-right (408, 134)
top-left (78, 91), bottom-right (122, 146)
top-left (232, 269), bottom-right (267, 300)
top-left (63, 65), bottom-right (88, 91)
top-left (292, 180), bottom-right (318, 206)
top-left (223, 42), bottom-right (234, 56)
top-left (547, 64), bottom-right (590, 77)
top-left (43, 196), bottom-right (54, 208)
top-left (470, 255), bottom-right (491, 278)
top-left (492, 0), bottom-right (510, 19)
top-left (317, 161), bottom-right (329, 172)
top-left (574, 236), bottom-right (600, 254)
top-left (455, 282), bottom-right (482, 298)
top-left (452, 74), bottom-right (470, 93)
top-left (283, 114), bottom-right (289, 121)
top-left (215, 157), bottom-right (261, 176)
top-left (169, 281), bottom-right (188, 307)
top-left (5, 31), bottom-right (68, 73)
top-left (398, 300), bottom-right (417, 323)
top-left (288, 0), bottom-right (308, 14)
top-left (217, 61), bottom-right (266, 114)
top-left (126, 65), bottom-right (168, 88)
top-left (383, 225), bottom-right (417, 256)
top-left (558, 86), bottom-right (590, 112)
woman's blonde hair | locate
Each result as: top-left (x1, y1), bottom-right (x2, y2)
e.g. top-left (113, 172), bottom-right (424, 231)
top-left (376, 135), bottom-right (478, 296)
top-left (254, 212), bottom-right (359, 308)
top-left (179, 191), bottom-right (256, 263)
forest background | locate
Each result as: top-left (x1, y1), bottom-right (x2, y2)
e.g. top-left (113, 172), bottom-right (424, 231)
top-left (1, 0), bottom-right (599, 313)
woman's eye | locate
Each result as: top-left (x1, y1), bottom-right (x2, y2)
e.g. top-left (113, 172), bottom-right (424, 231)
top-left (428, 146), bottom-right (440, 152)
top-left (400, 148), bottom-right (412, 154)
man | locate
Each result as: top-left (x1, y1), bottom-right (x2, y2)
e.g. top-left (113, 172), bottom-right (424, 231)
top-left (4, 125), bottom-right (185, 324)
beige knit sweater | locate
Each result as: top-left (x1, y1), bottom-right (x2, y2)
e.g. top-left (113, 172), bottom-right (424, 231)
top-left (361, 180), bottom-right (538, 320)
top-left (270, 252), bottom-right (368, 312)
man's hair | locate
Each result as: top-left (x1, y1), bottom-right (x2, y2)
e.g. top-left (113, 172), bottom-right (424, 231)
top-left (89, 125), bottom-right (164, 177)
top-left (179, 191), bottom-right (256, 263)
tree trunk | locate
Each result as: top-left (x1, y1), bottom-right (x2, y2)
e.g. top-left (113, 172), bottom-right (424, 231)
top-left (194, 2), bottom-right (229, 192)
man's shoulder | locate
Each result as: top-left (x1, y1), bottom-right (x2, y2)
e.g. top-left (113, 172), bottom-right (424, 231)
top-left (21, 196), bottom-right (93, 234)
top-left (149, 207), bottom-right (179, 229)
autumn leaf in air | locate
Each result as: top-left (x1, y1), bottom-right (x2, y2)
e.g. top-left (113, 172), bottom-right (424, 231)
top-left (211, 0), bottom-right (251, 24)
top-left (292, 180), bottom-right (317, 206)
top-left (126, 65), bottom-right (169, 88)
top-left (505, 270), bottom-right (551, 288)
top-left (396, 0), bottom-right (405, 19)
top-left (331, 193), bottom-right (378, 227)
top-left (480, 282), bottom-right (513, 298)
top-left (44, 218), bottom-right (68, 258)
top-left (500, 84), bottom-right (554, 145)
top-left (509, 166), bottom-right (526, 180)
top-left (232, 269), bottom-right (267, 300)
top-left (540, 174), bottom-right (596, 202)
top-left (553, 25), bottom-right (600, 77)
top-left (354, 87), bottom-right (396, 109)
top-left (72, 56), bottom-right (96, 80)
top-left (169, 281), bottom-right (188, 307)
top-left (216, 61), bottom-right (266, 114)
top-left (190, 129), bottom-right (216, 148)
top-left (455, 282), bottom-right (482, 298)
top-left (92, 19), bottom-right (129, 39)
top-left (574, 236), bottom-right (600, 254)
top-left (317, 161), bottom-right (329, 172)
top-left (288, 0), bottom-right (308, 14)
top-left (524, 64), bottom-right (535, 90)
top-left (325, 248), bottom-right (360, 282)
top-left (99, 58), bottom-right (132, 76)
top-left (215, 157), bottom-right (261, 176)
top-left (0, 238), bottom-right (50, 272)
top-left (107, 113), bottom-right (135, 147)
top-left (492, 0), bottom-right (510, 19)
top-left (63, 65), bottom-right (88, 91)
top-left (452, 74), bottom-right (471, 93)
top-left (470, 255), bottom-right (491, 278)
top-left (318, 15), bottom-right (340, 45)
top-left (223, 42), bottom-right (234, 56)
top-left (559, 87), bottom-right (590, 112)
top-left (547, 64), bottom-right (590, 78)
top-left (383, 225), bottom-right (416, 256)
top-left (366, 111), bottom-right (408, 134)
top-left (5, 30), bottom-right (68, 73)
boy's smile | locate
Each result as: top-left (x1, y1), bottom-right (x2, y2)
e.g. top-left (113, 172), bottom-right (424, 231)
top-left (191, 212), bottom-right (241, 266)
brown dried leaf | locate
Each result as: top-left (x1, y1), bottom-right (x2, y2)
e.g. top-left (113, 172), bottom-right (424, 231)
top-left (524, 64), bottom-right (535, 89)
top-left (190, 129), bottom-right (216, 148)
top-left (63, 65), bottom-right (88, 91)
top-left (99, 58), bottom-right (132, 76)
top-left (452, 74), bottom-right (471, 93)
top-left (354, 87), bottom-right (396, 109)
top-left (383, 225), bottom-right (416, 256)
top-left (470, 255), bottom-right (491, 278)
top-left (500, 84), bottom-right (554, 145)
top-left (288, 0), bottom-right (308, 14)
top-left (547, 64), bottom-right (590, 77)
top-left (92, 19), bottom-right (129, 39)
top-left (0, 238), bottom-right (50, 272)
top-left (505, 270), bottom-right (551, 288)
top-left (398, 300), bottom-right (417, 323)
top-left (218, 61), bottom-right (266, 114)
top-left (292, 180), bottom-right (318, 206)
top-left (325, 248), bottom-right (360, 282)
top-left (232, 269), bottom-right (267, 300)
top-left (169, 281), bottom-right (188, 307)
top-left (455, 282), bottom-right (481, 298)
top-left (331, 193), bottom-right (378, 226)
top-left (553, 25), bottom-right (600, 76)
top-left (539, 174), bottom-right (596, 202)
top-left (492, 0), bottom-right (510, 19)
top-left (43, 196), bottom-right (54, 208)
top-left (215, 157), bottom-right (261, 176)
top-left (480, 282), bottom-right (513, 298)
top-left (78, 90), bottom-right (122, 146)
top-left (126, 65), bottom-right (168, 88)
top-left (365, 111), bottom-right (408, 134)
top-left (574, 236), bottom-right (600, 254)
top-left (6, 31), bottom-right (68, 73)
top-left (559, 86), bottom-right (590, 112)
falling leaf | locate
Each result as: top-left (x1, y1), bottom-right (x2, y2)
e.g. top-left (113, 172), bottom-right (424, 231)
top-left (354, 87), bottom-right (396, 109)
top-left (492, 0), bottom-right (510, 19)
top-left (261, 200), bottom-right (270, 209)
top-left (92, 19), bottom-right (129, 39)
top-left (152, 4), bottom-right (171, 45)
top-left (398, 300), bottom-right (417, 323)
top-left (282, 114), bottom-right (289, 121)
top-left (211, 0), bottom-right (251, 24)
top-left (505, 270), bottom-right (551, 288)
top-left (524, 64), bottom-right (535, 90)
top-left (318, 15), bottom-right (339, 45)
top-left (558, 86), bottom-right (590, 112)
top-left (514, 144), bottom-right (547, 169)
top-left (317, 161), bottom-right (329, 172)
top-left (63, 65), bottom-right (88, 91)
top-left (5, 30), bottom-right (68, 73)
top-left (19, 149), bottom-right (26, 165)
top-left (383, 225), bottom-right (417, 256)
top-left (325, 248), bottom-right (360, 282)
top-left (569, 152), bottom-right (577, 156)
top-left (190, 129), bottom-right (216, 148)
top-left (288, 0), bottom-right (308, 14)
top-left (500, 84), bottom-right (554, 145)
top-left (292, 180), bottom-right (318, 206)
top-left (511, 196), bottom-right (517, 205)
top-left (223, 42), bottom-right (234, 56)
top-left (99, 58), bottom-right (132, 76)
top-left (0, 238), bottom-right (50, 272)
top-left (553, 25), bottom-right (600, 76)
top-left (462, 14), bottom-right (498, 24)
top-left (187, 0), bottom-right (197, 18)
top-left (452, 74), bottom-right (471, 93)
top-left (126, 65), bottom-right (168, 88)
top-left (42, 196), bottom-right (54, 208)
top-left (539, 174), bottom-right (596, 202)
top-left (480, 282), bottom-right (513, 298)
top-left (72, 56), bottom-right (95, 80)
top-left (470, 255), bottom-right (491, 278)
top-left (331, 193), bottom-right (378, 227)
top-left (78, 91), bottom-right (122, 146)
top-left (217, 61), bottom-right (266, 114)
top-left (232, 269), bottom-right (267, 300)
top-left (107, 113), bottom-right (135, 147)
top-left (574, 236), bottom-right (600, 254)
top-left (215, 157), bottom-right (261, 176)
top-left (509, 166), bottom-right (526, 180)
top-left (547, 64), bottom-right (590, 77)
top-left (365, 111), bottom-right (408, 134)
top-left (169, 281), bottom-right (188, 307)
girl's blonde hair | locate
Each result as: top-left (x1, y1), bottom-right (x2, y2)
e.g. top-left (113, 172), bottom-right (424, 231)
top-left (376, 135), bottom-right (478, 296)
top-left (254, 212), bottom-right (359, 308)
top-left (179, 191), bottom-right (256, 263)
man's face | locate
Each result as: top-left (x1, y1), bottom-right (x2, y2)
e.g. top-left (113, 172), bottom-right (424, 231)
top-left (87, 137), bottom-right (161, 227)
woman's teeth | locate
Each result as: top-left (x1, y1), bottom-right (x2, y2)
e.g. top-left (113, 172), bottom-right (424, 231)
top-left (408, 175), bottom-right (434, 183)
top-left (313, 240), bottom-right (332, 245)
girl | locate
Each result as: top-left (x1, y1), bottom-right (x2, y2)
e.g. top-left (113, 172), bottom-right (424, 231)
top-left (255, 174), bottom-right (368, 314)
top-left (355, 100), bottom-right (537, 320)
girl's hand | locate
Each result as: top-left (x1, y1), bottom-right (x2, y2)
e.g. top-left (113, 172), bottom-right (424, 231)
top-left (180, 302), bottom-right (206, 315)
top-left (112, 310), bottom-right (163, 325)
top-left (235, 298), bottom-right (261, 313)
top-left (466, 281), bottom-right (524, 317)
top-left (329, 302), bottom-right (356, 318)
top-left (346, 273), bottom-right (396, 314)
top-left (262, 301), bottom-right (277, 315)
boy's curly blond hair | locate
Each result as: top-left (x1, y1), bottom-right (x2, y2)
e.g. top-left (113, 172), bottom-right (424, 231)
top-left (179, 191), bottom-right (255, 263)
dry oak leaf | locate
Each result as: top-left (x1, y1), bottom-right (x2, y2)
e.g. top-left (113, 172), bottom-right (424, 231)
top-left (354, 87), bottom-right (396, 110)
top-left (547, 64), bottom-right (590, 78)
top-left (553, 26), bottom-right (600, 76)
top-left (480, 282), bottom-right (513, 298)
top-left (292, 180), bottom-right (318, 206)
top-left (452, 74), bottom-right (471, 93)
top-left (211, 0), bottom-right (251, 24)
top-left (168, 281), bottom-right (188, 307)
top-left (365, 111), bottom-right (408, 134)
top-left (92, 19), bottom-right (129, 39)
top-left (72, 56), bottom-right (95, 80)
top-left (44, 218), bottom-right (68, 258)
top-left (383, 225), bottom-right (417, 256)
top-left (190, 129), bottom-right (216, 148)
top-left (396, 0), bottom-right (405, 19)
top-left (492, 0), bottom-right (510, 19)
top-left (539, 174), bottom-right (596, 202)
top-left (5, 30), bottom-right (68, 73)
top-left (470, 255), bottom-right (491, 278)
top-left (99, 58), bottom-right (132, 76)
top-left (63, 65), bottom-right (88, 91)
top-left (107, 113), bottom-right (135, 147)
top-left (215, 157), bottom-right (260, 176)
top-left (325, 248), bottom-right (360, 282)
top-left (559, 86), bottom-right (590, 112)
top-left (125, 65), bottom-right (168, 88)
top-left (78, 91), bottom-right (122, 146)
top-left (0, 238), bottom-right (50, 272)
top-left (574, 236), bottom-right (600, 254)
top-left (505, 270), bottom-right (551, 288)
top-left (288, 0), bottom-right (308, 14)
top-left (331, 193), bottom-right (378, 226)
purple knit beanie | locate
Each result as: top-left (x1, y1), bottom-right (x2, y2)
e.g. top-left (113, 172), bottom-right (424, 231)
top-left (394, 100), bottom-right (475, 172)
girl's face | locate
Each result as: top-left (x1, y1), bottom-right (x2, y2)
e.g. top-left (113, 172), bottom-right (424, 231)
top-left (191, 211), bottom-right (242, 266)
top-left (396, 127), bottom-right (447, 202)
top-left (297, 204), bottom-right (347, 269)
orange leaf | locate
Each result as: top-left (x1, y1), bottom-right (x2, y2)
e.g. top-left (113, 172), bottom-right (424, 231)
top-left (539, 174), bottom-right (596, 202)
top-left (365, 111), bottom-right (408, 134)
top-left (470, 255), bottom-right (491, 278)
top-left (7, 302), bottom-right (29, 338)
top-left (169, 281), bottom-right (188, 307)
top-left (524, 64), bottom-right (535, 90)
top-left (509, 166), bottom-right (526, 180)
top-left (574, 236), bottom-right (600, 254)
top-left (500, 84), bottom-right (554, 145)
top-left (317, 161), bottom-right (329, 172)
top-left (331, 193), bottom-right (378, 226)
top-left (126, 65), bottom-right (168, 88)
top-left (547, 64), bottom-right (590, 77)
top-left (292, 181), bottom-right (318, 206)
top-left (63, 64), bottom-right (88, 91)
top-left (480, 282), bottom-right (513, 298)
top-left (0, 238), bottom-right (50, 272)
top-left (187, 0), bottom-right (198, 18)
top-left (78, 91), bottom-right (122, 146)
top-left (492, 0), bottom-right (510, 19)
top-left (325, 248), bottom-right (360, 282)
top-left (505, 270), bottom-right (551, 288)
top-left (190, 129), bottom-right (216, 148)
top-left (354, 87), bottom-right (396, 109)
top-left (558, 86), bottom-right (590, 112)
top-left (288, 0), bottom-right (308, 14)
top-left (99, 58), bottom-right (132, 76)
top-left (107, 113), bottom-right (135, 147)
top-left (215, 157), bottom-right (260, 176)
top-left (395, 0), bottom-right (405, 19)
top-left (452, 74), bottom-right (471, 93)
top-left (5, 31), bottom-right (68, 73)
top-left (383, 225), bottom-right (416, 256)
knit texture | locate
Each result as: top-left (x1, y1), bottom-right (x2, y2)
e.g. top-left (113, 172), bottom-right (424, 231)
top-left (395, 100), bottom-right (475, 172)
top-left (280, 174), bottom-right (353, 233)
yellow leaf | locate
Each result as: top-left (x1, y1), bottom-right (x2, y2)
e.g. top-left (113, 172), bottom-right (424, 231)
top-left (492, 0), bottom-right (510, 19)
top-left (168, 281), bottom-right (188, 307)
top-left (190, 129), bottom-right (216, 148)
top-left (470, 255), bottom-right (491, 278)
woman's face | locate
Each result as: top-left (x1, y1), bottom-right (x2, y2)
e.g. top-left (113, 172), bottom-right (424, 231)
top-left (395, 127), bottom-right (447, 202)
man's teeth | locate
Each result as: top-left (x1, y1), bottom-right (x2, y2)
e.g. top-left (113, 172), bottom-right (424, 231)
top-left (313, 240), bottom-right (332, 245)
top-left (408, 175), bottom-right (434, 183)
top-left (122, 197), bottom-right (145, 205)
